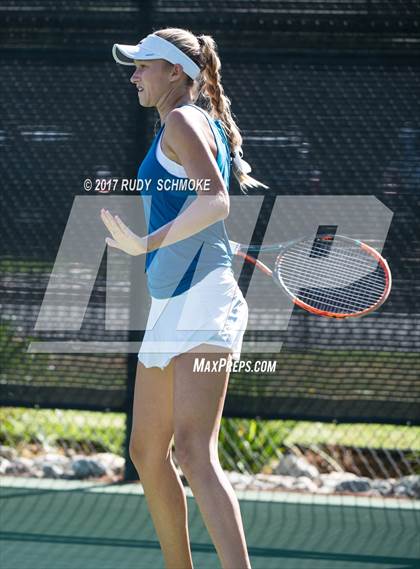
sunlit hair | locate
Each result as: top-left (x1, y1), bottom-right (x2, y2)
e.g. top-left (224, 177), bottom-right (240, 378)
top-left (153, 27), bottom-right (269, 193)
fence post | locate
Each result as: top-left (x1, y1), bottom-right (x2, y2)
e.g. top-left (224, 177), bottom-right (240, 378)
top-left (123, 0), bottom-right (153, 482)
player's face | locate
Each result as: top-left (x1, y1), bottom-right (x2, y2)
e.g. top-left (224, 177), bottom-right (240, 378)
top-left (130, 59), bottom-right (172, 107)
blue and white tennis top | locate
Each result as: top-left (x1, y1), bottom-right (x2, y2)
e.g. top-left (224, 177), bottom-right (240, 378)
top-left (137, 103), bottom-right (234, 299)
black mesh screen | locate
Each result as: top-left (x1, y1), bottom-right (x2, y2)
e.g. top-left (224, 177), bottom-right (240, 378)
top-left (1, 1), bottom-right (419, 424)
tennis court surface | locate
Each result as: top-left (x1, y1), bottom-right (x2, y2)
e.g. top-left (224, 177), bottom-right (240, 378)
top-left (1, 476), bottom-right (419, 569)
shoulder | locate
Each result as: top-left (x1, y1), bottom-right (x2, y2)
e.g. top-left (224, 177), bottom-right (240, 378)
top-left (165, 106), bottom-right (205, 137)
top-left (162, 105), bottom-right (219, 164)
top-left (164, 106), bottom-right (212, 152)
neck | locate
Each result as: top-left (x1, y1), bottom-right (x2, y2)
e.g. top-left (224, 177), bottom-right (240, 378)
top-left (157, 92), bottom-right (195, 126)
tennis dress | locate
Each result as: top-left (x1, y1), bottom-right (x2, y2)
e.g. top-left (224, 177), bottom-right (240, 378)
top-left (137, 103), bottom-right (248, 369)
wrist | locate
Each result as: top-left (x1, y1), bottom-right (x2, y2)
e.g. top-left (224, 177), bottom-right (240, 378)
top-left (135, 236), bottom-right (147, 256)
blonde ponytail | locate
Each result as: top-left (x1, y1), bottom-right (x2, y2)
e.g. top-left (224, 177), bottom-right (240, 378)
top-left (153, 27), bottom-right (269, 192)
top-left (230, 146), bottom-right (270, 190)
top-left (196, 34), bottom-right (269, 192)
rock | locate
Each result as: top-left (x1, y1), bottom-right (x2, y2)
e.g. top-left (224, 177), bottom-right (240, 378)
top-left (255, 473), bottom-right (296, 490)
top-left (226, 471), bottom-right (254, 489)
top-left (319, 472), bottom-right (358, 489)
top-left (42, 464), bottom-right (66, 478)
top-left (393, 475), bottom-right (420, 499)
top-left (71, 457), bottom-right (108, 479)
top-left (228, 472), bottom-right (311, 492)
top-left (32, 453), bottom-right (71, 479)
top-left (274, 454), bottom-right (319, 479)
top-left (291, 476), bottom-right (319, 492)
top-left (93, 453), bottom-right (125, 474)
top-left (33, 453), bottom-right (70, 467)
top-left (1, 446), bottom-right (417, 501)
top-left (252, 478), bottom-right (279, 490)
top-left (0, 445), bottom-right (17, 461)
top-left (371, 479), bottom-right (394, 496)
top-left (4, 457), bottom-right (34, 475)
top-left (316, 485), bottom-right (336, 494)
top-left (335, 477), bottom-right (373, 493)
top-left (0, 457), bottom-right (12, 475)
top-left (227, 472), bottom-right (253, 483)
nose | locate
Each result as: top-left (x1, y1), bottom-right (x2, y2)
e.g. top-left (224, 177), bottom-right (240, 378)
top-left (130, 68), bottom-right (141, 85)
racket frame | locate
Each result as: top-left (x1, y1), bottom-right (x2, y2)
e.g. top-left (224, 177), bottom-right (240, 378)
top-left (229, 235), bottom-right (392, 319)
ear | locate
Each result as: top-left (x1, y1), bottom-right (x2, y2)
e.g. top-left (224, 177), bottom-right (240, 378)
top-left (170, 62), bottom-right (185, 81)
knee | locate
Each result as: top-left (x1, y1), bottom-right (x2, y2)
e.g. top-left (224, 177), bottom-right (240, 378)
top-left (128, 438), bottom-right (146, 466)
top-left (174, 432), bottom-right (214, 473)
top-left (129, 438), bottom-right (170, 469)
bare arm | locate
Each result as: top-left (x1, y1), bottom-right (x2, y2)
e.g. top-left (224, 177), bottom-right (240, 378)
top-left (101, 107), bottom-right (230, 255)
top-left (144, 108), bottom-right (229, 252)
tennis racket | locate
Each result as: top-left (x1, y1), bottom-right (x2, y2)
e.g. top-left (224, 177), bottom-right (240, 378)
top-left (229, 234), bottom-right (392, 318)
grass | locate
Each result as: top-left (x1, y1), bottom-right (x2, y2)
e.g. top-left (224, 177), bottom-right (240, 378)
top-left (1, 407), bottom-right (419, 462)
top-left (0, 408), bottom-right (126, 456)
top-left (283, 421), bottom-right (420, 450)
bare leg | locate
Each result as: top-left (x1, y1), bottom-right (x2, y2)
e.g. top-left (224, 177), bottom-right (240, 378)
top-left (173, 347), bottom-right (252, 569)
top-left (129, 360), bottom-right (194, 569)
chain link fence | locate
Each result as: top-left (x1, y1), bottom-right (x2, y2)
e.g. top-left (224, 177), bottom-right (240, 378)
top-left (1, 407), bottom-right (419, 498)
top-left (1, 0), bottom-right (419, 507)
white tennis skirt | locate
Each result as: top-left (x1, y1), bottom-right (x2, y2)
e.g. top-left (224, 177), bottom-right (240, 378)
top-left (138, 266), bottom-right (248, 369)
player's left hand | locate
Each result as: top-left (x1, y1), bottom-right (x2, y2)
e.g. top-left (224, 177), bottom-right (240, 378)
top-left (100, 208), bottom-right (146, 256)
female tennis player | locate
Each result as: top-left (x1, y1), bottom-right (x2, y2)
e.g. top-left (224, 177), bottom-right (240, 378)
top-left (101, 27), bottom-right (267, 569)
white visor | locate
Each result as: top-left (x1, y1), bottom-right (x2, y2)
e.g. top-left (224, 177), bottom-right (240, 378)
top-left (112, 34), bottom-right (201, 80)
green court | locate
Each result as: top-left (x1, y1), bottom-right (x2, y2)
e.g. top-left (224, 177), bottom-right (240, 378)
top-left (1, 477), bottom-right (419, 569)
